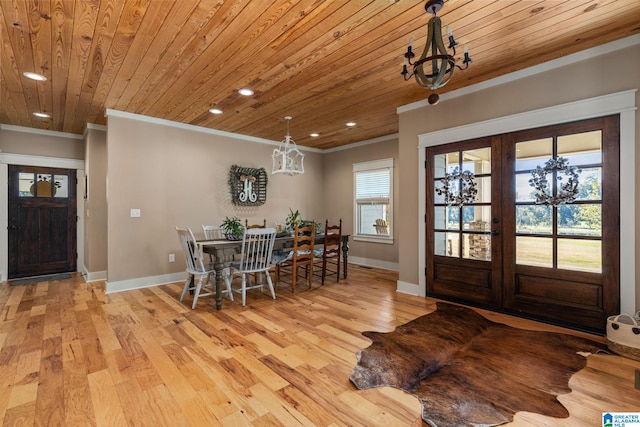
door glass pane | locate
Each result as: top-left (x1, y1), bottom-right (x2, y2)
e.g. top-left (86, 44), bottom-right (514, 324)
top-left (557, 239), bottom-right (601, 273)
top-left (516, 236), bottom-right (552, 267)
top-left (516, 138), bottom-right (552, 171)
top-left (558, 204), bottom-right (601, 236)
top-left (445, 153), bottom-right (460, 174)
top-left (575, 167), bottom-right (602, 201)
top-left (463, 233), bottom-right (491, 261)
top-left (18, 173), bottom-right (35, 197)
top-left (516, 205), bottom-right (552, 234)
top-left (462, 206), bottom-right (491, 227)
top-left (558, 131), bottom-right (602, 164)
top-left (515, 173), bottom-right (536, 202)
top-left (473, 176), bottom-right (491, 203)
top-left (434, 232), bottom-right (459, 257)
top-left (434, 179), bottom-right (459, 204)
top-left (34, 174), bottom-right (54, 197)
top-left (434, 206), bottom-right (459, 230)
top-left (434, 153), bottom-right (461, 179)
top-left (463, 147), bottom-right (491, 174)
top-left (53, 175), bottom-right (68, 198)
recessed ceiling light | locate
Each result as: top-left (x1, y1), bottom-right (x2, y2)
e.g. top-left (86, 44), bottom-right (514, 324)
top-left (23, 72), bottom-right (47, 81)
top-left (346, 122), bottom-right (357, 127)
top-left (33, 112), bottom-right (51, 118)
top-left (310, 133), bottom-right (319, 137)
top-left (209, 108), bottom-right (223, 114)
top-left (238, 88), bottom-right (254, 96)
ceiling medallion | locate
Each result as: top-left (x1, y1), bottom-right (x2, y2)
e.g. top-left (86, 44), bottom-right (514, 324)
top-left (272, 116), bottom-right (304, 175)
top-left (401, 0), bottom-right (472, 104)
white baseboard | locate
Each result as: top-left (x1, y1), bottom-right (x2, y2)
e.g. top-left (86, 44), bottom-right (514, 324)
top-left (79, 264), bottom-right (106, 282)
top-left (103, 257), bottom-right (398, 294)
top-left (106, 272), bottom-right (185, 294)
top-left (397, 280), bottom-right (420, 296)
top-left (348, 256), bottom-right (398, 271)
top-left (84, 270), bottom-right (107, 282)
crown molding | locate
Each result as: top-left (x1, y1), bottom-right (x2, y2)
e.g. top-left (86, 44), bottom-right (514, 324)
top-left (0, 124), bottom-right (83, 140)
top-left (106, 109), bottom-right (325, 153)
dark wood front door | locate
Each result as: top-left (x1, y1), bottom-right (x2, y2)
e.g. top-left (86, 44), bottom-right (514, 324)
top-left (8, 165), bottom-right (77, 279)
top-left (426, 136), bottom-right (503, 307)
top-left (501, 116), bottom-right (620, 333)
top-left (426, 115), bottom-right (620, 333)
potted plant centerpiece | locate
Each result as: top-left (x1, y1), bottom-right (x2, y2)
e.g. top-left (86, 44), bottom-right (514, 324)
top-left (221, 216), bottom-right (244, 240)
top-left (284, 209), bottom-right (321, 234)
top-left (285, 209), bottom-right (302, 234)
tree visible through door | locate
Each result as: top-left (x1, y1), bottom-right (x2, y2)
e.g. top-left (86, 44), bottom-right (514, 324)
top-left (426, 116), bottom-right (619, 333)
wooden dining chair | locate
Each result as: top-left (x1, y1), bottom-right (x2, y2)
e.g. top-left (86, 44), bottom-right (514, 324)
top-left (275, 221), bottom-right (315, 293)
top-left (313, 219), bottom-right (342, 285)
top-left (224, 228), bottom-right (277, 306)
top-left (245, 219), bottom-right (266, 229)
top-left (175, 227), bottom-right (233, 309)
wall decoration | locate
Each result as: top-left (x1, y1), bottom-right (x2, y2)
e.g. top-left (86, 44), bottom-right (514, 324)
top-left (529, 157), bottom-right (581, 206)
top-left (435, 166), bottom-right (477, 207)
top-left (228, 165), bottom-right (268, 206)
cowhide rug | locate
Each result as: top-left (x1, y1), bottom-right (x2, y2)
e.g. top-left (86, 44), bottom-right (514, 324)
top-left (349, 302), bottom-right (606, 426)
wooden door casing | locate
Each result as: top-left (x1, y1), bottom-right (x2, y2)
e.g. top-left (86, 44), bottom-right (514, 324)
top-left (8, 165), bottom-right (77, 279)
top-left (426, 115), bottom-right (620, 333)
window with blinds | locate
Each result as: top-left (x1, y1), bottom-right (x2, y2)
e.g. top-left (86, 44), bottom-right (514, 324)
top-left (353, 159), bottom-right (393, 242)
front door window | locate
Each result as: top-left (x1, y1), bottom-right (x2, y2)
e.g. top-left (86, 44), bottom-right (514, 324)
top-left (515, 130), bottom-right (603, 273)
top-left (433, 147), bottom-right (492, 260)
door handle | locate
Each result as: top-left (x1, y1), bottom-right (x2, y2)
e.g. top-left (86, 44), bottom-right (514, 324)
top-left (491, 230), bottom-right (499, 236)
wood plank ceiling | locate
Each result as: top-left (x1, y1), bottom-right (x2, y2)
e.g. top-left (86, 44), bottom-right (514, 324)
top-left (1, 0), bottom-right (639, 150)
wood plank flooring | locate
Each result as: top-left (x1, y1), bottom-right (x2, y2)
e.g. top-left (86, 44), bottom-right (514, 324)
top-left (0, 265), bottom-right (638, 426)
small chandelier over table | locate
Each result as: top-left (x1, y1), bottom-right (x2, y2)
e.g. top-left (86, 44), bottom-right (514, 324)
top-left (401, 0), bottom-right (472, 105)
top-left (272, 116), bottom-right (304, 175)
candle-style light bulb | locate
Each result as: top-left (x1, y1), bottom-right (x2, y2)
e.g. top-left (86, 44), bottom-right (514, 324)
top-left (446, 25), bottom-right (452, 37)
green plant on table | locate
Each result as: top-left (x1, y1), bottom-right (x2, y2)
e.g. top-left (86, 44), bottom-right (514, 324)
top-left (221, 216), bottom-right (244, 240)
top-left (285, 208), bottom-right (302, 231)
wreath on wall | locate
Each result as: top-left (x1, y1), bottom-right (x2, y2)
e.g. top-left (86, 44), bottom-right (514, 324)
top-left (528, 157), bottom-right (581, 206)
top-left (228, 165), bottom-right (268, 206)
top-left (435, 166), bottom-right (478, 207)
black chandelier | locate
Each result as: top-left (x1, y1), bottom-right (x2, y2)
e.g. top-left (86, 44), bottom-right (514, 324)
top-left (401, 0), bottom-right (472, 104)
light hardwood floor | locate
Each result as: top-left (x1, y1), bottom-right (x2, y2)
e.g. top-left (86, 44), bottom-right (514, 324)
top-left (0, 265), bottom-right (638, 426)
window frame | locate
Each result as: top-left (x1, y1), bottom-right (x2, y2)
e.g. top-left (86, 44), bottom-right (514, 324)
top-left (353, 158), bottom-right (394, 244)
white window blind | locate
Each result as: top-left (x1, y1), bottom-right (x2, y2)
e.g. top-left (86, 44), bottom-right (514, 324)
top-left (356, 170), bottom-right (390, 200)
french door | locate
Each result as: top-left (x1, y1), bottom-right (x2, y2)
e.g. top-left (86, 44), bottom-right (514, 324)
top-left (426, 115), bottom-right (620, 333)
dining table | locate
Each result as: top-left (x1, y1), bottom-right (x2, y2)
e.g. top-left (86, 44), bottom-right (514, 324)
top-left (201, 233), bottom-right (350, 309)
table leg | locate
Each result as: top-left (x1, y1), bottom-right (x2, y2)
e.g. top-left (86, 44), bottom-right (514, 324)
top-left (342, 236), bottom-right (349, 278)
top-left (213, 248), bottom-right (225, 310)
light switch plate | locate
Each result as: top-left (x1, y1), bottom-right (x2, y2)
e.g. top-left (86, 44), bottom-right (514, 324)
top-left (130, 208), bottom-right (141, 218)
